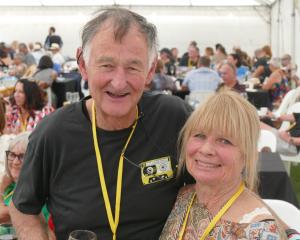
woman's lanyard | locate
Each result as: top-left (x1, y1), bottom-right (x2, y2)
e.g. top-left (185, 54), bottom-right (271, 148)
top-left (178, 182), bottom-right (245, 240)
top-left (3, 190), bottom-right (14, 202)
top-left (91, 100), bottom-right (138, 240)
top-left (20, 115), bottom-right (28, 132)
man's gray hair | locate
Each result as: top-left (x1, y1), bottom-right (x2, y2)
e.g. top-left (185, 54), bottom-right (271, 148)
top-left (81, 7), bottom-right (158, 68)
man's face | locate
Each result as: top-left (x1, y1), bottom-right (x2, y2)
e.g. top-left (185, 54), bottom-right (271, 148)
top-left (219, 65), bottom-right (235, 85)
top-left (80, 22), bottom-right (155, 120)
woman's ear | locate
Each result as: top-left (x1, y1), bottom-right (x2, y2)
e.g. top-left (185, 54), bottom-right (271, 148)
top-left (77, 47), bottom-right (88, 81)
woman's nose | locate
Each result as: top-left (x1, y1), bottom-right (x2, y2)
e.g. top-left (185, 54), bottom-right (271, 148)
top-left (200, 140), bottom-right (215, 156)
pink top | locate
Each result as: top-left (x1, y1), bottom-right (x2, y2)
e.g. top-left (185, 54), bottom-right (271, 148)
top-left (6, 105), bottom-right (54, 133)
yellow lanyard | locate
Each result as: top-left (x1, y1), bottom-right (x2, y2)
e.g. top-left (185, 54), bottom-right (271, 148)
top-left (178, 182), bottom-right (245, 240)
top-left (3, 190), bottom-right (14, 201)
top-left (20, 117), bottom-right (28, 132)
top-left (92, 100), bottom-right (138, 240)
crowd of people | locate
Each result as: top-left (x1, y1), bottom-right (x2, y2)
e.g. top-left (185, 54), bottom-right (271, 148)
top-left (0, 6), bottom-right (299, 240)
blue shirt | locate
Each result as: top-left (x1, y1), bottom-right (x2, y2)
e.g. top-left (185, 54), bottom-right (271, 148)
top-left (182, 67), bottom-right (221, 92)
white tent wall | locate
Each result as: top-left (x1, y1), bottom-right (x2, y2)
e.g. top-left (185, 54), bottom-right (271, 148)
top-left (271, 0), bottom-right (300, 70)
top-left (0, 6), bottom-right (271, 59)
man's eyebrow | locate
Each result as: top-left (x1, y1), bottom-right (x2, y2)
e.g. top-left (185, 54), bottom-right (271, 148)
top-left (127, 59), bottom-right (144, 67)
top-left (95, 56), bottom-right (114, 63)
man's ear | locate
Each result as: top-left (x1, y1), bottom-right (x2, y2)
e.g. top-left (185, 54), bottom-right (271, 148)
top-left (77, 47), bottom-right (88, 81)
top-left (146, 57), bottom-right (158, 86)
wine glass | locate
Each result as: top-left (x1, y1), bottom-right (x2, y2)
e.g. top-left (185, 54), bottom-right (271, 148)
top-left (68, 230), bottom-right (97, 240)
top-left (0, 224), bottom-right (17, 240)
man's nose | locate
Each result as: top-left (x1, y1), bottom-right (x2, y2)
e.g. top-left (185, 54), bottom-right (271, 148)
top-left (111, 67), bottom-right (127, 89)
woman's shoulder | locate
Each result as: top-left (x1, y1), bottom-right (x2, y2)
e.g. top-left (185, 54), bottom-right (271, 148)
top-left (231, 188), bottom-right (275, 223)
top-left (177, 184), bottom-right (195, 200)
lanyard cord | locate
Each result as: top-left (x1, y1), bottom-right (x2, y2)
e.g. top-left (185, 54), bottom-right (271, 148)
top-left (178, 182), bottom-right (245, 240)
top-left (92, 101), bottom-right (138, 240)
top-left (3, 190), bottom-right (14, 201)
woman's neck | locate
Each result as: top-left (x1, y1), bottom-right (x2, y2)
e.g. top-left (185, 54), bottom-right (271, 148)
top-left (195, 178), bottom-right (243, 216)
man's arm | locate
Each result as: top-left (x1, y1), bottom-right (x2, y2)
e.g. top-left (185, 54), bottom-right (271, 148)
top-left (9, 201), bottom-right (50, 240)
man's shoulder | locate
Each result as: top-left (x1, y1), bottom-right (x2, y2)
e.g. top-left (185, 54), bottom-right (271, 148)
top-left (141, 91), bottom-right (191, 111)
top-left (35, 101), bottom-right (84, 133)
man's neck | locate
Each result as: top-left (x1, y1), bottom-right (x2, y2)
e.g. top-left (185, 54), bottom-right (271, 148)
top-left (86, 98), bottom-right (137, 131)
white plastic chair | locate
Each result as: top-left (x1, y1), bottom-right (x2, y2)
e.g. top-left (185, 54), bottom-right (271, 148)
top-left (279, 102), bottom-right (300, 131)
top-left (279, 102), bottom-right (300, 171)
top-left (258, 129), bottom-right (277, 152)
top-left (263, 199), bottom-right (300, 231)
top-left (273, 87), bottom-right (300, 118)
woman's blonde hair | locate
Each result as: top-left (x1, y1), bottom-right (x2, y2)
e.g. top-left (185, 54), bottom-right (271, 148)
top-left (177, 90), bottom-right (260, 191)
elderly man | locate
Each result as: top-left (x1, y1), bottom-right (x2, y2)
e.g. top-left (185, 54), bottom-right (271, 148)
top-left (18, 43), bottom-right (36, 67)
top-left (9, 8), bottom-right (191, 240)
top-left (217, 62), bottom-right (246, 94)
top-left (182, 56), bottom-right (221, 92)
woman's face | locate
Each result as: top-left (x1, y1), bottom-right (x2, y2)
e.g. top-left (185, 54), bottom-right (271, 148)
top-left (7, 143), bottom-right (25, 182)
top-left (14, 82), bottom-right (26, 108)
top-left (185, 131), bottom-right (244, 186)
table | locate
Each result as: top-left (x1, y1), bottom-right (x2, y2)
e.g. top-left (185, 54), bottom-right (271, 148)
top-left (246, 89), bottom-right (272, 110)
top-left (51, 72), bottom-right (83, 108)
top-left (258, 152), bottom-right (299, 208)
top-left (172, 89), bottom-right (189, 100)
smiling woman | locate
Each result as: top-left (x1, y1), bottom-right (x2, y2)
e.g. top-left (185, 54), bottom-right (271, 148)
top-left (160, 90), bottom-right (287, 240)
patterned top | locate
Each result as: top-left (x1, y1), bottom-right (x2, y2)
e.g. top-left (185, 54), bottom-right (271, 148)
top-left (270, 77), bottom-right (290, 104)
top-left (160, 185), bottom-right (281, 240)
top-left (6, 105), bottom-right (54, 133)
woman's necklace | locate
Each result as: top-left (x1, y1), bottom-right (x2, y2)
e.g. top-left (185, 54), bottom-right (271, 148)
top-left (178, 182), bottom-right (245, 240)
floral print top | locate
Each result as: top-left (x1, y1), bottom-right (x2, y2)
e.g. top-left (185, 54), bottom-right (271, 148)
top-left (160, 185), bottom-right (281, 240)
top-left (6, 105), bottom-right (54, 133)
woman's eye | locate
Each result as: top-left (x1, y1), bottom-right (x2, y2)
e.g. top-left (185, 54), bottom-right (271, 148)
top-left (218, 138), bottom-right (232, 145)
top-left (194, 133), bottom-right (206, 139)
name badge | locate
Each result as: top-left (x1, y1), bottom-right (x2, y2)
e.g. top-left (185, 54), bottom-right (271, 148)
top-left (139, 156), bottom-right (174, 185)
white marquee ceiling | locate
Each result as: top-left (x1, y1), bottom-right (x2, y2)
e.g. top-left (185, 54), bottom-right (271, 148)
top-left (0, 0), bottom-right (277, 7)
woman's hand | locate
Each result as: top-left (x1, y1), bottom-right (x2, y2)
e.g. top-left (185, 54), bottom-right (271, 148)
top-left (278, 131), bottom-right (291, 143)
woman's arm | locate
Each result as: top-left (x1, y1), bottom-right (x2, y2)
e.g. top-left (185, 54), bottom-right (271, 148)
top-left (262, 70), bottom-right (281, 90)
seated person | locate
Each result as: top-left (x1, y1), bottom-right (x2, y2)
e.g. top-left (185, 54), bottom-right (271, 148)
top-left (216, 62), bottom-right (246, 95)
top-left (32, 55), bottom-right (58, 107)
top-left (227, 53), bottom-right (249, 82)
top-left (179, 45), bottom-right (200, 68)
top-left (149, 59), bottom-right (177, 92)
top-left (261, 111), bottom-right (300, 156)
top-left (159, 48), bottom-right (176, 76)
top-left (252, 45), bottom-right (272, 84)
top-left (182, 56), bottom-right (221, 92)
top-left (262, 58), bottom-right (290, 108)
top-left (0, 132), bottom-right (50, 225)
top-left (160, 90), bottom-right (286, 240)
top-left (5, 79), bottom-right (54, 134)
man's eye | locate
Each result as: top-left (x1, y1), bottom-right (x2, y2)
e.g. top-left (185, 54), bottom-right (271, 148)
top-left (100, 64), bottom-right (113, 69)
top-left (128, 66), bottom-right (140, 72)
